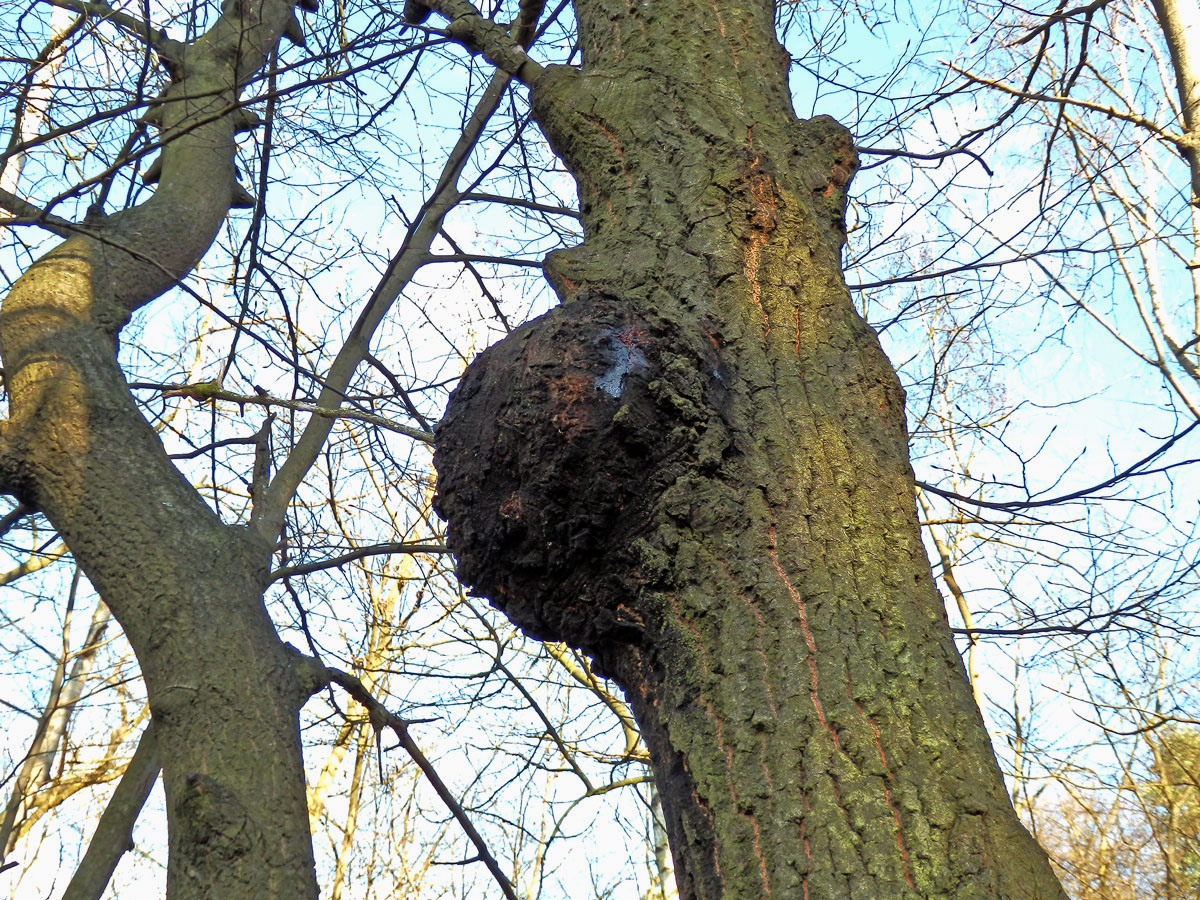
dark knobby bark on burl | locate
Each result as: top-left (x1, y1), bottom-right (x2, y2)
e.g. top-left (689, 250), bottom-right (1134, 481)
top-left (435, 2), bottom-right (1067, 898)
top-left (0, 3), bottom-right (322, 898)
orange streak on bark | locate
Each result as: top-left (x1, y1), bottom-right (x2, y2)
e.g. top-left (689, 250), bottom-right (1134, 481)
top-left (621, 0), bottom-right (647, 40)
top-left (711, 700), bottom-right (737, 802)
top-left (710, 4), bottom-right (738, 67)
top-left (594, 120), bottom-right (634, 189)
top-left (717, 559), bottom-right (778, 716)
top-left (750, 817), bottom-right (771, 894)
top-left (800, 816), bottom-right (811, 900)
top-left (884, 781), bottom-right (914, 888)
top-left (758, 735), bottom-right (775, 790)
top-left (668, 594), bottom-right (728, 894)
top-left (684, 783), bottom-right (727, 891)
top-left (768, 526), bottom-right (839, 749)
top-left (742, 167), bottom-right (776, 334)
top-left (669, 591), bottom-right (769, 894)
top-left (851, 692), bottom-right (915, 889)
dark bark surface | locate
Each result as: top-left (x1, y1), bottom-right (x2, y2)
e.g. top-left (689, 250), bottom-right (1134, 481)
top-left (435, 1), bottom-right (1068, 898)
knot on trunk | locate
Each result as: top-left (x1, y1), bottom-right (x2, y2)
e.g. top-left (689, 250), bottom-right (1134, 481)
top-left (434, 291), bottom-right (730, 660)
top-left (177, 773), bottom-right (258, 857)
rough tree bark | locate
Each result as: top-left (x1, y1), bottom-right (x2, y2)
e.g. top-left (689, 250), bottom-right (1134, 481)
top-left (0, 2), bottom-right (322, 898)
top-left (1151, 0), bottom-right (1200, 207)
top-left (434, 2), bottom-right (1068, 898)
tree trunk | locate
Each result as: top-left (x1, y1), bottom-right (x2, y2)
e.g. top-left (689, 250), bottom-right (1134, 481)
top-left (0, 2), bottom-right (321, 897)
top-left (434, 2), bottom-right (1067, 898)
top-left (1151, 0), bottom-right (1200, 207)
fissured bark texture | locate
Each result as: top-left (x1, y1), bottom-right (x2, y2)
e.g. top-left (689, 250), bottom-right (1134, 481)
top-left (0, 3), bottom-right (319, 897)
top-left (435, 2), bottom-right (1067, 899)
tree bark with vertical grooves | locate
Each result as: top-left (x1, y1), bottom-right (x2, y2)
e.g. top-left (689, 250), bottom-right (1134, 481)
top-left (434, 2), bottom-right (1069, 898)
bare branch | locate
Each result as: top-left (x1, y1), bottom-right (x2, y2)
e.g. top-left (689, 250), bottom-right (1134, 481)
top-left (253, 70), bottom-right (514, 542)
top-left (38, 0), bottom-right (183, 58)
top-left (918, 420), bottom-right (1200, 512)
top-left (0, 542), bottom-right (68, 587)
top-left (409, 0), bottom-right (545, 86)
top-left (460, 191), bottom-right (579, 219)
top-left (270, 542), bottom-right (448, 581)
top-left (1013, 0), bottom-right (1114, 46)
top-left (0, 187), bottom-right (72, 235)
top-left (321, 666), bottom-right (520, 900)
top-left (159, 381), bottom-right (435, 443)
top-left (0, 504), bottom-right (32, 540)
top-left (950, 65), bottom-right (1187, 148)
top-left (856, 142), bottom-right (994, 177)
top-left (61, 724), bottom-right (160, 900)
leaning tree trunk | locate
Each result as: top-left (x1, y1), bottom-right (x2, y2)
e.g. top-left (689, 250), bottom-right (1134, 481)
top-left (434, 2), bottom-right (1067, 898)
top-left (0, 3), bottom-right (320, 898)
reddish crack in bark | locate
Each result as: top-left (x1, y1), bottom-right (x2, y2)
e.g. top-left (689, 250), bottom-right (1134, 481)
top-left (671, 592), bottom-right (772, 895)
top-left (711, 5), bottom-right (737, 68)
top-left (852, 693), bottom-right (915, 889)
top-left (591, 118), bottom-right (634, 190)
top-left (740, 156), bottom-right (777, 334)
top-left (767, 526), bottom-right (838, 749)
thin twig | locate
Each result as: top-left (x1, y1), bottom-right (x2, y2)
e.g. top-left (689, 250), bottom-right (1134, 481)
top-left (322, 667), bottom-right (520, 900)
top-left (269, 542), bottom-right (448, 581)
top-left (159, 381), bottom-right (435, 443)
top-left (919, 421), bottom-right (1200, 512)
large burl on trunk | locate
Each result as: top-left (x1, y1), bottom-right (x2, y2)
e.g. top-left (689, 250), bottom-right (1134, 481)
top-left (435, 2), bottom-right (1066, 898)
